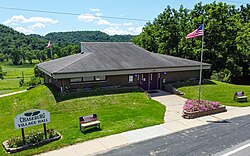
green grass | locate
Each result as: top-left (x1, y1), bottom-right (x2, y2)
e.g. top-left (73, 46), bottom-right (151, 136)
top-left (174, 80), bottom-right (250, 107)
top-left (0, 85), bottom-right (165, 156)
top-left (0, 64), bottom-right (35, 95)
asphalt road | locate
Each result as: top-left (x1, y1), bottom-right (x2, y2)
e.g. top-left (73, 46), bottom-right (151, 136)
top-left (98, 115), bottom-right (250, 156)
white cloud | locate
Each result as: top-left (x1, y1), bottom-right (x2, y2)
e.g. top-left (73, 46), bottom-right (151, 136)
top-left (78, 14), bottom-right (98, 22)
top-left (123, 22), bottom-right (133, 26)
top-left (96, 19), bottom-right (132, 27)
top-left (97, 19), bottom-right (112, 26)
top-left (29, 23), bottom-right (46, 29)
top-left (95, 12), bottom-right (103, 17)
top-left (89, 8), bottom-right (101, 12)
top-left (102, 27), bottom-right (129, 35)
top-left (127, 26), bottom-right (143, 34)
top-left (102, 26), bottom-right (143, 35)
top-left (13, 27), bottom-right (33, 34)
top-left (3, 15), bottom-right (58, 25)
top-left (77, 11), bottom-right (141, 35)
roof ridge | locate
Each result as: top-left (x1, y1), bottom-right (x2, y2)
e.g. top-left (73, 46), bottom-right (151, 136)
top-left (54, 53), bottom-right (90, 73)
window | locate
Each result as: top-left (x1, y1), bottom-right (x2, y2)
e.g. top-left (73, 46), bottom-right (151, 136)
top-left (70, 77), bottom-right (82, 83)
top-left (82, 76), bottom-right (94, 82)
top-left (128, 75), bottom-right (133, 83)
top-left (95, 76), bottom-right (106, 81)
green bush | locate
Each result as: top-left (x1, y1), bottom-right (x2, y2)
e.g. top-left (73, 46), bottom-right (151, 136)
top-left (19, 79), bottom-right (25, 87)
top-left (26, 76), bottom-right (42, 86)
top-left (26, 130), bottom-right (44, 144)
top-left (34, 66), bottom-right (42, 78)
top-left (211, 69), bottom-right (232, 83)
top-left (8, 137), bottom-right (23, 148)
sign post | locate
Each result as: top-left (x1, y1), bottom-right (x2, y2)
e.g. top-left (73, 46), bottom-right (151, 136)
top-left (14, 109), bottom-right (50, 144)
top-left (43, 123), bottom-right (47, 139)
top-left (21, 128), bottom-right (25, 145)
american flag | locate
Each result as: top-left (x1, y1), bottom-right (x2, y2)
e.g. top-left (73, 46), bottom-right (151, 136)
top-left (46, 41), bottom-right (52, 48)
top-left (186, 24), bottom-right (204, 39)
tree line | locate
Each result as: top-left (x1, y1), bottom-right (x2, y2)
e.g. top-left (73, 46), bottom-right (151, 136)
top-left (0, 25), bottom-right (134, 65)
top-left (132, 2), bottom-right (249, 83)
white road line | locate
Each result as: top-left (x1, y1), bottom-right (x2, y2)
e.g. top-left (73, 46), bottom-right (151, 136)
top-left (221, 143), bottom-right (250, 156)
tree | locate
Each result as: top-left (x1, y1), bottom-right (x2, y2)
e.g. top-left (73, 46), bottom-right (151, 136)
top-left (10, 49), bottom-right (22, 65)
top-left (236, 21), bottom-right (250, 79)
top-left (132, 2), bottom-right (250, 83)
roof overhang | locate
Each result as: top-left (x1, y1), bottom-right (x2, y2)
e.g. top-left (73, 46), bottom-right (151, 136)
top-left (44, 65), bottom-right (211, 79)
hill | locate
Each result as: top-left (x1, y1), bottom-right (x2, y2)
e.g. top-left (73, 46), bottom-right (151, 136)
top-left (0, 24), bottom-right (47, 65)
top-left (0, 24), bottom-right (135, 65)
top-left (44, 31), bottom-right (134, 44)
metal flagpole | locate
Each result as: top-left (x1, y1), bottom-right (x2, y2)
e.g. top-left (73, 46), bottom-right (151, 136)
top-left (50, 48), bottom-right (53, 59)
top-left (198, 21), bottom-right (205, 102)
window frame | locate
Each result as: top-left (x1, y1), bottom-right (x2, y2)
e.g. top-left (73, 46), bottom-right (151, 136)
top-left (128, 75), bottom-right (134, 83)
top-left (94, 75), bottom-right (106, 81)
top-left (70, 77), bottom-right (83, 83)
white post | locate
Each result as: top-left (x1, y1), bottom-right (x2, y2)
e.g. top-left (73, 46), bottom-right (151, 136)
top-left (198, 22), bottom-right (205, 102)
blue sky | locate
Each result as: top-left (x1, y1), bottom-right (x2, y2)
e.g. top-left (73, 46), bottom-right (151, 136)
top-left (0, 0), bottom-right (247, 36)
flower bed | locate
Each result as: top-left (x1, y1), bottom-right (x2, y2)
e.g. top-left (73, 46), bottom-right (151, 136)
top-left (182, 100), bottom-right (227, 119)
top-left (2, 129), bottom-right (61, 153)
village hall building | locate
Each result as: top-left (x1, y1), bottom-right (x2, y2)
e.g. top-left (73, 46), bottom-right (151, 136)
top-left (37, 42), bottom-right (211, 91)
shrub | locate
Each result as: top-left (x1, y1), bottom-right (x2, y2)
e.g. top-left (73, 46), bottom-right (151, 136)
top-left (26, 76), bottom-right (42, 86)
top-left (183, 99), bottom-right (221, 112)
top-left (34, 66), bottom-right (42, 78)
top-left (211, 69), bottom-right (232, 83)
top-left (19, 79), bottom-right (25, 87)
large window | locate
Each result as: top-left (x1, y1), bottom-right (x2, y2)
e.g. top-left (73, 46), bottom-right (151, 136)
top-left (82, 76), bottom-right (94, 82)
top-left (70, 76), bottom-right (106, 83)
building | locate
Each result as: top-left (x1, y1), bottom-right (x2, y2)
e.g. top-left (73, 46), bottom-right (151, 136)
top-left (37, 42), bottom-right (211, 91)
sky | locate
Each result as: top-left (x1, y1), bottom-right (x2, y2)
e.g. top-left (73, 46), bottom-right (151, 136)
top-left (0, 0), bottom-right (248, 36)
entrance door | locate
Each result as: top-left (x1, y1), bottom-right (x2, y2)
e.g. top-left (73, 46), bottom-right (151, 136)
top-left (140, 73), bottom-right (149, 90)
top-left (149, 73), bottom-right (158, 90)
top-left (139, 73), bottom-right (159, 90)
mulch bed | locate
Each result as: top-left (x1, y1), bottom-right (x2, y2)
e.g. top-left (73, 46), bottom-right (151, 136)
top-left (2, 132), bottom-right (61, 153)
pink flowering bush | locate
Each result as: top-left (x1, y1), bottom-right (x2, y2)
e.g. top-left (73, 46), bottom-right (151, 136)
top-left (183, 100), bottom-right (221, 112)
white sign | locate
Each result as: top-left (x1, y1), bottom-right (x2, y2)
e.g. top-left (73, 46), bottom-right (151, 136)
top-left (14, 109), bottom-right (50, 129)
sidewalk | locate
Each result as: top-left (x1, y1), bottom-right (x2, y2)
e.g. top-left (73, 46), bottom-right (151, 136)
top-left (39, 90), bottom-right (250, 156)
top-left (0, 90), bottom-right (27, 98)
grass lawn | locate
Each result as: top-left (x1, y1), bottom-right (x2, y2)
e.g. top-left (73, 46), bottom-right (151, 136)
top-left (173, 80), bottom-right (250, 107)
top-left (0, 64), bottom-right (35, 95)
top-left (0, 85), bottom-right (165, 156)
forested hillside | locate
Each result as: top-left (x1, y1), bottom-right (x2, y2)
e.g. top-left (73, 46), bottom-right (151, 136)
top-left (132, 2), bottom-right (250, 83)
top-left (0, 25), bottom-right (134, 65)
top-left (44, 31), bottom-right (134, 44)
top-left (0, 24), bottom-right (48, 65)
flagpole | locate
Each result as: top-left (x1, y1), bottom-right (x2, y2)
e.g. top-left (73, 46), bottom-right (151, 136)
top-left (198, 21), bottom-right (205, 102)
top-left (50, 48), bottom-right (53, 60)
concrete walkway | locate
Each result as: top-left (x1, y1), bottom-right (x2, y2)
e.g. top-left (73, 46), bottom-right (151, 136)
top-left (0, 90), bottom-right (27, 98)
top-left (38, 90), bottom-right (250, 156)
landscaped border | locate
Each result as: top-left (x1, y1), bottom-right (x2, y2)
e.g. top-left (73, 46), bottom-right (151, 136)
top-left (2, 132), bottom-right (61, 154)
top-left (182, 106), bottom-right (227, 119)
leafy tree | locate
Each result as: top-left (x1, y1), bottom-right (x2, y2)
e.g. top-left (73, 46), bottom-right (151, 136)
top-left (133, 2), bottom-right (250, 83)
